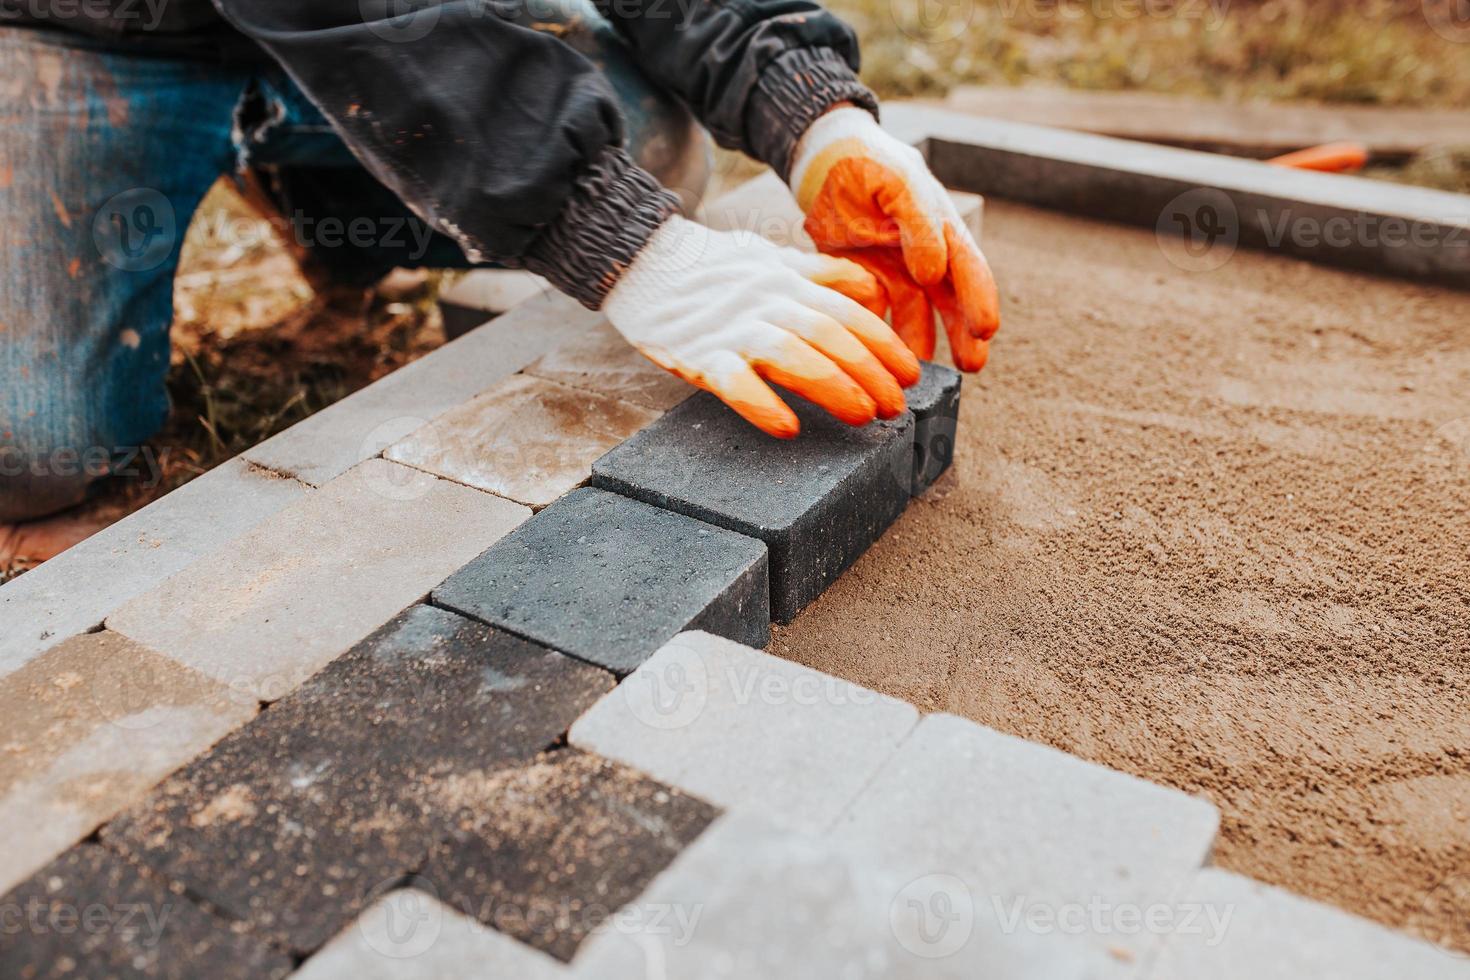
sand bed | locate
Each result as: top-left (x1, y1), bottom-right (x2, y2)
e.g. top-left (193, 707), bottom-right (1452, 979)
top-left (773, 200), bottom-right (1470, 950)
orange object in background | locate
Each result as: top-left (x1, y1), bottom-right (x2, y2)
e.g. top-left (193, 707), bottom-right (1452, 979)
top-left (1267, 141), bottom-right (1370, 173)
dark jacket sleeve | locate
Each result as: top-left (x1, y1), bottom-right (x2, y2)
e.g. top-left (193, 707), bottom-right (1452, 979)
top-left (590, 0), bottom-right (879, 179)
top-left (210, 0), bottom-right (680, 308)
top-left (209, 0), bottom-right (873, 309)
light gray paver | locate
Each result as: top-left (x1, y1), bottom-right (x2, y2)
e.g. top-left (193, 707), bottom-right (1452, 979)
top-left (573, 811), bottom-right (1091, 979)
top-left (569, 631), bottom-right (918, 833)
top-left (384, 373), bottom-right (659, 508)
top-left (294, 891), bottom-right (570, 980)
top-left (106, 458), bottom-right (529, 699)
top-left (524, 320), bottom-right (694, 412)
top-left (832, 713), bottom-right (1221, 976)
top-left (0, 630), bottom-right (256, 895)
top-left (245, 290), bottom-right (601, 486)
top-left (883, 103), bottom-right (1470, 287)
top-left (0, 457), bottom-right (307, 677)
top-left (1149, 869), bottom-right (1470, 980)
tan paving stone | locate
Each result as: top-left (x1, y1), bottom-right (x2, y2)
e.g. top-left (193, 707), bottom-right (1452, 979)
top-left (245, 291), bottom-right (601, 486)
top-left (0, 457), bottom-right (307, 677)
top-left (385, 373), bottom-right (659, 508)
top-left (0, 630), bottom-right (255, 895)
top-left (524, 320), bottom-right (693, 412)
top-left (105, 459), bottom-right (529, 698)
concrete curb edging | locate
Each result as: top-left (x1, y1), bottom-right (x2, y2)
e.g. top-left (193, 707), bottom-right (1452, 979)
top-left (883, 103), bottom-right (1470, 289)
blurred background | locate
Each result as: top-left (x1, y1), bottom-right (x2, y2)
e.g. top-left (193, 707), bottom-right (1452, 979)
top-left (9, 0), bottom-right (1466, 579)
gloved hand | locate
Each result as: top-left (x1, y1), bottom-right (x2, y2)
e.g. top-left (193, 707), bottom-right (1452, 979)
top-left (603, 215), bottom-right (921, 439)
top-left (789, 106), bottom-right (1001, 372)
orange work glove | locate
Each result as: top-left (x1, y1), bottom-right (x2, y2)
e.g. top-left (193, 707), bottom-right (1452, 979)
top-left (789, 106), bottom-right (1001, 372)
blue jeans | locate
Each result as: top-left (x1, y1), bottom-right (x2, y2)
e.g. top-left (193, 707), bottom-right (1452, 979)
top-left (0, 8), bottom-right (709, 523)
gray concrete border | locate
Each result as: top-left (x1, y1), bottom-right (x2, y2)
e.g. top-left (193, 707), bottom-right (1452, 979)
top-left (884, 104), bottom-right (1470, 289)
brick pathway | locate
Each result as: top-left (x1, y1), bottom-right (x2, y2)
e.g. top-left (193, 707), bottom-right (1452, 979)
top-left (3, 147), bottom-right (1466, 978)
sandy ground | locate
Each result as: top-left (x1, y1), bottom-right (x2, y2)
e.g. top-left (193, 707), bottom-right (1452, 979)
top-left (772, 200), bottom-right (1470, 951)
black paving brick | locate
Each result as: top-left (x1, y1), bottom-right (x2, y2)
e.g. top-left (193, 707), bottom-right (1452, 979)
top-left (908, 362), bottom-right (963, 495)
top-left (101, 604), bottom-right (612, 956)
top-left (591, 392), bottom-right (914, 622)
top-left (418, 748), bottom-right (719, 962)
top-left (432, 487), bottom-right (770, 674)
top-left (0, 845), bottom-right (292, 980)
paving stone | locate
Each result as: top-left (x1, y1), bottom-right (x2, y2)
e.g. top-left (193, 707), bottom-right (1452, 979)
top-left (295, 891), bottom-right (570, 980)
top-left (1149, 869), bottom-right (1470, 980)
top-left (524, 320), bottom-right (694, 413)
top-left (246, 290), bottom-right (601, 486)
top-left (418, 748), bottom-right (719, 963)
top-left (106, 458), bottom-right (529, 700)
top-left (573, 811), bottom-right (1091, 979)
top-left (569, 631), bottom-right (917, 833)
top-left (0, 631), bottom-right (257, 895)
top-left (0, 844), bottom-right (292, 980)
top-left (591, 393), bottom-right (914, 622)
top-left (883, 103), bottom-right (1470, 288)
top-left (908, 361), bottom-right (963, 495)
top-left (831, 713), bottom-right (1221, 975)
top-left (0, 457), bottom-right (306, 677)
top-left (102, 605), bottom-right (613, 955)
top-left (438, 269), bottom-right (553, 340)
top-left (384, 373), bottom-right (660, 508)
top-left (433, 487), bottom-right (769, 675)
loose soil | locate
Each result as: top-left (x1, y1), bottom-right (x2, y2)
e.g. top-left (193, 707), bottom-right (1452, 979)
top-left (772, 199), bottom-right (1470, 951)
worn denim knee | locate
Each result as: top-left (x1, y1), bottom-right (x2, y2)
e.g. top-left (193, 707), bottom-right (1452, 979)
top-left (0, 28), bottom-right (245, 523)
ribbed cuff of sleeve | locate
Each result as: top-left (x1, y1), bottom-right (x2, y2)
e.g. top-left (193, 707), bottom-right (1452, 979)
top-left (744, 47), bottom-right (879, 180)
top-left (521, 145), bottom-right (683, 310)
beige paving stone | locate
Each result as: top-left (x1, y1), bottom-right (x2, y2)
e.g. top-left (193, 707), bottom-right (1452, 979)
top-left (0, 457), bottom-right (307, 677)
top-left (245, 291), bottom-right (601, 486)
top-left (524, 320), bottom-right (693, 412)
top-left (1150, 869), bottom-right (1470, 980)
top-left (384, 373), bottom-right (659, 508)
top-left (295, 891), bottom-right (570, 980)
top-left (105, 459), bottom-right (529, 698)
top-left (439, 268), bottom-right (552, 314)
top-left (0, 630), bottom-right (256, 895)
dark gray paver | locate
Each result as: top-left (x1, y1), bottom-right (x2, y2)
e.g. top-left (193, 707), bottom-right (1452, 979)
top-left (0, 844), bottom-right (292, 980)
top-left (432, 487), bottom-right (770, 674)
top-left (907, 361), bottom-right (963, 495)
top-left (418, 748), bottom-right (719, 962)
top-left (102, 605), bottom-right (612, 955)
top-left (591, 393), bottom-right (914, 622)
